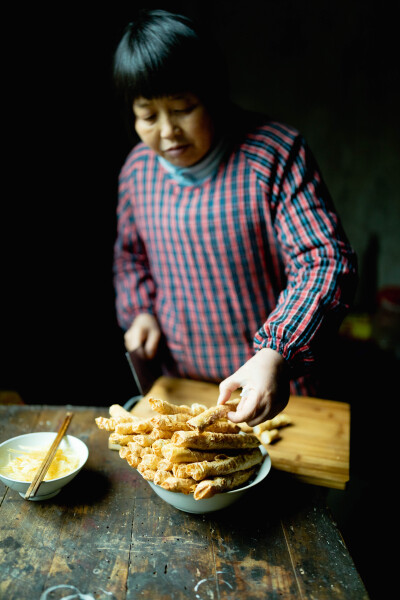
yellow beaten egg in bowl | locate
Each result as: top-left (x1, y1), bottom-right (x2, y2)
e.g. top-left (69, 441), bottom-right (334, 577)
top-left (147, 446), bottom-right (272, 514)
top-left (0, 432), bottom-right (89, 500)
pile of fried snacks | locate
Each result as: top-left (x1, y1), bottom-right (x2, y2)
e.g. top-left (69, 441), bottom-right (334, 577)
top-left (95, 398), bottom-right (290, 500)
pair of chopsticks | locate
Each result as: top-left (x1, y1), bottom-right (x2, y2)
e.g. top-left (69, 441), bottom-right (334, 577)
top-left (24, 412), bottom-right (74, 500)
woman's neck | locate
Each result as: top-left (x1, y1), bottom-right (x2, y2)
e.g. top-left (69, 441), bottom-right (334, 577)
top-left (158, 136), bottom-right (229, 186)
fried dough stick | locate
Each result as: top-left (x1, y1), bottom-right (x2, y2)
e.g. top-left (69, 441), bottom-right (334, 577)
top-left (120, 449), bottom-right (141, 468)
top-left (150, 414), bottom-right (191, 430)
top-left (153, 470), bottom-right (172, 486)
top-left (253, 413), bottom-right (291, 435)
top-left (157, 458), bottom-right (175, 471)
top-left (259, 429), bottom-right (280, 445)
top-left (115, 419), bottom-right (153, 435)
top-left (174, 448), bottom-right (263, 481)
top-left (109, 433), bottom-right (139, 446)
top-left (95, 417), bottom-right (118, 432)
top-left (186, 399), bottom-right (240, 432)
top-left (139, 454), bottom-right (162, 471)
top-left (127, 441), bottom-right (153, 457)
top-left (160, 476), bottom-right (197, 495)
top-left (137, 467), bottom-right (156, 481)
top-left (151, 439), bottom-right (172, 456)
top-left (148, 397), bottom-right (207, 416)
top-left (95, 412), bottom-right (142, 431)
top-left (150, 428), bottom-right (173, 440)
top-left (109, 433), bottom-right (154, 447)
top-left (193, 466), bottom-right (258, 500)
top-left (205, 420), bottom-right (240, 434)
top-left (148, 413), bottom-right (239, 434)
top-left (161, 444), bottom-right (228, 464)
top-left (171, 430), bottom-right (260, 450)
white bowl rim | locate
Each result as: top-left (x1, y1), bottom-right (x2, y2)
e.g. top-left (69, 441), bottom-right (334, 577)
top-left (0, 432), bottom-right (89, 484)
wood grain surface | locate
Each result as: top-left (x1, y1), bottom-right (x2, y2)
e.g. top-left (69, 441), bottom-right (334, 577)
top-left (132, 376), bottom-right (350, 489)
top-left (0, 405), bottom-right (367, 599)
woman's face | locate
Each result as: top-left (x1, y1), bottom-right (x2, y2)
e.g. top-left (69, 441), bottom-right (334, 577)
top-left (133, 93), bottom-right (215, 167)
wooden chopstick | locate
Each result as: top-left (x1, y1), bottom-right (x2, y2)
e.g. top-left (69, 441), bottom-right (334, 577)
top-left (24, 412), bottom-right (74, 500)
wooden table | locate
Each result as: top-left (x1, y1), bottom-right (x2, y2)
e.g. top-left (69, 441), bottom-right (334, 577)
top-left (0, 405), bottom-right (369, 599)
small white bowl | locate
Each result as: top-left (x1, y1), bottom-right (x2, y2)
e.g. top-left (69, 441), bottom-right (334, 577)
top-left (147, 446), bottom-right (271, 514)
top-left (0, 432), bottom-right (89, 501)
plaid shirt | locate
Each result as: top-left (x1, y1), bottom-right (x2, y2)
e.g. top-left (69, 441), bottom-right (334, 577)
top-left (114, 117), bottom-right (357, 393)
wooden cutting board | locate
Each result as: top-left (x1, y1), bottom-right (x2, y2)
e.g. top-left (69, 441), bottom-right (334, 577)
top-left (130, 376), bottom-right (350, 490)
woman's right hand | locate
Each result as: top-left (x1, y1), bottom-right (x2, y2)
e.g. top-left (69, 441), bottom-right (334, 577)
top-left (124, 313), bottom-right (161, 359)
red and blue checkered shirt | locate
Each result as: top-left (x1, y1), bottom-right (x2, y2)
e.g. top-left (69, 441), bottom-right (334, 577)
top-left (114, 116), bottom-right (357, 394)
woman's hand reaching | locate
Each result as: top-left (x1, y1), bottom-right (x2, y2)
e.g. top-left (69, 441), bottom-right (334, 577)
top-left (217, 348), bottom-right (290, 426)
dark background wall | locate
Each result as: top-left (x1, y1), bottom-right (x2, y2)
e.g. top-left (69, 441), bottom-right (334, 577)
top-left (1, 2), bottom-right (399, 408)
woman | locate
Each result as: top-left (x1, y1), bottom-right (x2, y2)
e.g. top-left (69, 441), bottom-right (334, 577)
top-left (112, 9), bottom-right (357, 425)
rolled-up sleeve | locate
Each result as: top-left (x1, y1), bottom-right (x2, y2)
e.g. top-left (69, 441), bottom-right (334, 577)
top-left (253, 135), bottom-right (357, 372)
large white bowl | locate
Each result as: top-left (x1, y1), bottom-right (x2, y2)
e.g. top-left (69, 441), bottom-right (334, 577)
top-left (148, 446), bottom-right (271, 514)
top-left (0, 432), bottom-right (89, 501)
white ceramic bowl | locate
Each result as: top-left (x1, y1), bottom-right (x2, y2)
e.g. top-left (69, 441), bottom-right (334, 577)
top-left (0, 432), bottom-right (89, 501)
top-left (147, 446), bottom-right (271, 514)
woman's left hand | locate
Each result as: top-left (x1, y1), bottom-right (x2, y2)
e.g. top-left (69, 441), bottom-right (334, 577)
top-left (217, 348), bottom-right (290, 426)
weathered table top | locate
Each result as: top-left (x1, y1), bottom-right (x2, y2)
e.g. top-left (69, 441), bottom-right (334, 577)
top-left (0, 405), bottom-right (369, 599)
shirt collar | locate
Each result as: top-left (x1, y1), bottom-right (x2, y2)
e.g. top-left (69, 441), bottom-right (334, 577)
top-left (157, 136), bottom-right (228, 186)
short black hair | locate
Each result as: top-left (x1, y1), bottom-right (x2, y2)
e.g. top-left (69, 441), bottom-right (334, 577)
top-left (113, 10), bottom-right (229, 125)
